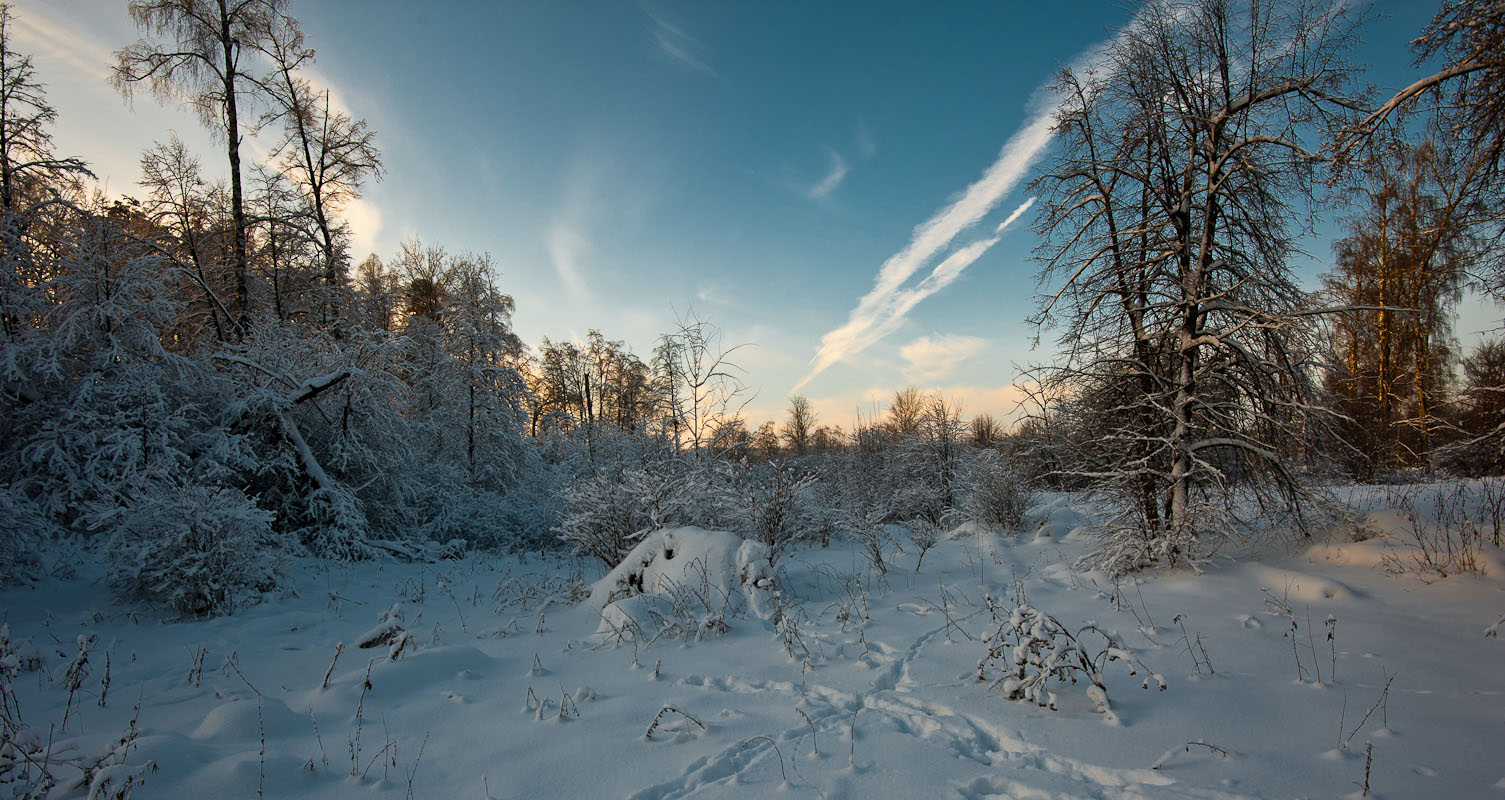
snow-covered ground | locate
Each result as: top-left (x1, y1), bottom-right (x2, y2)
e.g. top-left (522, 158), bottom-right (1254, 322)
top-left (3, 489), bottom-right (1502, 799)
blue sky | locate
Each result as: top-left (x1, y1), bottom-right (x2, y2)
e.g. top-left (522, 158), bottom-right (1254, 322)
top-left (12, 0), bottom-right (1489, 429)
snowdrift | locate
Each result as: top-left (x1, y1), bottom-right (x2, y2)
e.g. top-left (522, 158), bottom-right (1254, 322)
top-left (588, 527), bottom-right (777, 640)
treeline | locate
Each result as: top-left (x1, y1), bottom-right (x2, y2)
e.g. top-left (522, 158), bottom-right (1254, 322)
top-left (0, 2), bottom-right (1033, 615)
top-left (3, 0), bottom-right (1505, 612)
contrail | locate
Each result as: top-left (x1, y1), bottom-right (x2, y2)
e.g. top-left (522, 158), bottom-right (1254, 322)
top-left (792, 110), bottom-right (1055, 391)
top-left (791, 0), bottom-right (1152, 394)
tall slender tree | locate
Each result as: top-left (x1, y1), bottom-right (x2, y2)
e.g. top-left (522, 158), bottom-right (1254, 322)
top-left (0, 4), bottom-right (88, 213)
top-left (258, 12), bottom-right (381, 324)
top-left (1323, 140), bottom-right (1473, 474)
top-left (113, 0), bottom-right (291, 335)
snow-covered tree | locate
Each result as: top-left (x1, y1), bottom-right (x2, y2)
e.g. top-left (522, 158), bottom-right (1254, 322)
top-left (1030, 0), bottom-right (1361, 572)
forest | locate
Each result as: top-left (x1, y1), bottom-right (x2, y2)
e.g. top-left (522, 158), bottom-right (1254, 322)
top-left (1, 1), bottom-right (1503, 798)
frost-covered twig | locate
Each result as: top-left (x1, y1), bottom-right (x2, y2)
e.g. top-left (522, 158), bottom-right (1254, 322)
top-left (644, 705), bottom-right (704, 740)
top-left (796, 708), bottom-right (818, 756)
top-left (321, 642), bottom-right (344, 690)
top-left (1151, 739), bottom-right (1231, 769)
top-left (740, 736), bottom-right (787, 784)
top-left (1345, 673), bottom-right (1395, 749)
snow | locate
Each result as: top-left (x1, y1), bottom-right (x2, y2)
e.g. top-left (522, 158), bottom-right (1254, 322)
top-left (1, 493), bottom-right (1502, 799)
top-left (590, 527), bottom-right (778, 640)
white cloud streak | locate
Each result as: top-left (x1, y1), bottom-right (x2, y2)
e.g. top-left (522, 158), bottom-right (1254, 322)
top-left (793, 184), bottom-right (1041, 391)
top-left (809, 149), bottom-right (848, 199)
top-left (645, 8), bottom-right (717, 77)
top-left (793, 112), bottom-right (1054, 392)
top-left (995, 195), bottom-right (1036, 233)
top-left (11, 8), bottom-right (114, 83)
top-left (792, 12), bottom-right (1154, 393)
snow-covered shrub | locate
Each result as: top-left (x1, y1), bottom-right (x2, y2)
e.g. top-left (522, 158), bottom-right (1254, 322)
top-left (556, 453), bottom-right (738, 567)
top-left (106, 484), bottom-right (283, 616)
top-left (977, 595), bottom-right (1164, 719)
top-left (1077, 510), bottom-right (1211, 577)
top-left (905, 515), bottom-right (943, 571)
top-left (727, 461), bottom-right (816, 564)
top-left (357, 604), bottom-right (419, 660)
top-left (556, 469), bottom-right (657, 567)
top-left (589, 527), bottom-right (776, 642)
top-left (0, 483), bottom-right (47, 584)
top-left (961, 449), bottom-right (1036, 532)
top-left (845, 501), bottom-right (892, 576)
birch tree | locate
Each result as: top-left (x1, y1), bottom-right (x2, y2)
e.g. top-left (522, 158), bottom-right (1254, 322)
top-left (1323, 140), bottom-right (1474, 475)
top-left (113, 0), bottom-right (291, 335)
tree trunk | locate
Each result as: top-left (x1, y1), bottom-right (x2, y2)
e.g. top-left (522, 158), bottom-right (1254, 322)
top-left (219, 0), bottom-right (249, 336)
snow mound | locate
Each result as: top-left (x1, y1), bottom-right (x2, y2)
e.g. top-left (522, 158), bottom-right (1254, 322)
top-left (589, 527), bottom-right (776, 639)
top-left (1026, 497), bottom-right (1089, 540)
top-left (1306, 538), bottom-right (1392, 569)
top-left (1250, 566), bottom-right (1353, 601)
top-left (191, 696), bottom-right (304, 741)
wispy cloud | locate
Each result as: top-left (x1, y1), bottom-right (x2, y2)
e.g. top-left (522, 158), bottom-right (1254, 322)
top-left (809, 149), bottom-right (848, 199)
top-left (644, 7), bottom-right (716, 77)
top-left (696, 284), bottom-right (730, 305)
top-left (547, 161), bottom-right (598, 301)
top-left (995, 195), bottom-right (1036, 233)
top-left (547, 221), bottom-right (590, 301)
top-left (900, 333), bottom-right (987, 382)
top-left (11, 8), bottom-right (114, 83)
top-left (856, 120), bottom-right (878, 161)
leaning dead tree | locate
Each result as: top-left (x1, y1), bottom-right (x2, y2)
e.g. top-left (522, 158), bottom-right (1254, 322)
top-left (1029, 0), bottom-right (1364, 573)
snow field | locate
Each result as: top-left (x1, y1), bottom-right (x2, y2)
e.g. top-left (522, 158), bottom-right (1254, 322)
top-left (1, 492), bottom-right (1502, 799)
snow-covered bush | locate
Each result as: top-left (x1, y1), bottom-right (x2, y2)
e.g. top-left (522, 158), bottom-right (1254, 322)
top-left (556, 468), bottom-right (657, 567)
top-left (556, 452), bottom-right (740, 567)
top-left (590, 527), bottom-right (776, 642)
top-left (726, 461), bottom-right (816, 564)
top-left (0, 483), bottom-right (47, 584)
top-left (961, 449), bottom-right (1036, 532)
top-left (1077, 509), bottom-right (1211, 577)
top-left (977, 595), bottom-right (1164, 719)
top-left (106, 484), bottom-right (283, 616)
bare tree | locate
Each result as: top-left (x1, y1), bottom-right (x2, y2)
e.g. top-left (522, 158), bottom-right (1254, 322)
top-left (138, 135), bottom-right (231, 341)
top-left (1345, 1), bottom-right (1505, 295)
top-left (113, 0), bottom-right (291, 335)
top-left (1030, 0), bottom-right (1362, 572)
top-left (0, 4), bottom-right (88, 212)
top-left (918, 392), bottom-right (965, 515)
top-left (783, 393), bottom-right (816, 457)
top-left (752, 420), bottom-right (780, 460)
top-left (1442, 337), bottom-right (1505, 475)
top-left (651, 311), bottom-right (747, 455)
top-left (888, 385), bottom-right (925, 437)
top-left (1, 3), bottom-right (90, 343)
top-left (970, 413), bottom-right (1002, 448)
top-left (247, 163), bottom-right (313, 323)
top-left (258, 12), bottom-right (381, 324)
top-left (1354, 1), bottom-right (1505, 172)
